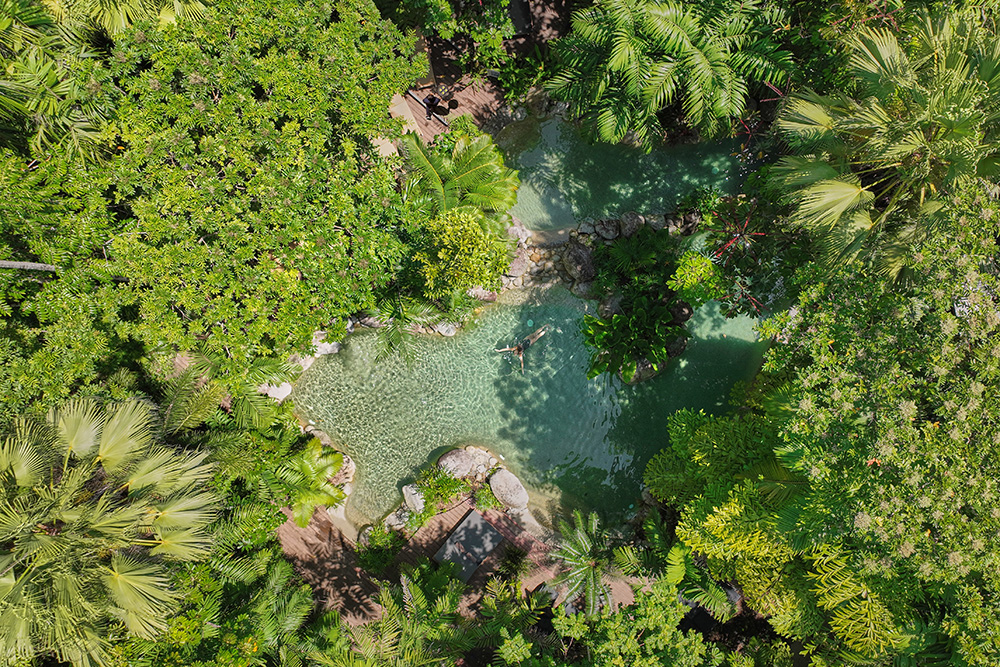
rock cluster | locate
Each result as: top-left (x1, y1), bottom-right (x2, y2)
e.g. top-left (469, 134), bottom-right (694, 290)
top-left (434, 445), bottom-right (529, 511)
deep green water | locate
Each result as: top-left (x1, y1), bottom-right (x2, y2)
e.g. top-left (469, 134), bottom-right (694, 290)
top-left (293, 286), bottom-right (766, 526)
top-left (500, 118), bottom-right (745, 230)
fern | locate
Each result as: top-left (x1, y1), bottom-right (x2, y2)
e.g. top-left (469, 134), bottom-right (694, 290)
top-left (806, 546), bottom-right (906, 658)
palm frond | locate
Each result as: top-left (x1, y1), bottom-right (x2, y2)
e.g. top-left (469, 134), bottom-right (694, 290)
top-left (96, 400), bottom-right (153, 473)
top-left (102, 556), bottom-right (175, 638)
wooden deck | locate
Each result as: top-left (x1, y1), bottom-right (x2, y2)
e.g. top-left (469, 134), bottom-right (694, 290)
top-left (276, 508), bottom-right (382, 626)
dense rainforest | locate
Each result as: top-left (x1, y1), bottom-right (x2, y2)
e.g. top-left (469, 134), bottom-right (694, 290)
top-left (1, 0), bottom-right (999, 665)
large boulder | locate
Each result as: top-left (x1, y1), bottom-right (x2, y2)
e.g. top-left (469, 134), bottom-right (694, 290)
top-left (506, 218), bottom-right (532, 245)
top-left (670, 301), bottom-right (694, 325)
top-left (490, 469), bottom-right (529, 509)
top-left (507, 246), bottom-right (531, 277)
top-left (402, 484), bottom-right (425, 513)
top-left (260, 382), bottom-right (293, 402)
top-left (681, 211), bottom-right (701, 235)
top-left (646, 214), bottom-right (667, 231)
top-left (620, 211), bottom-right (644, 238)
top-left (312, 331), bottom-right (341, 356)
top-left (562, 240), bottom-right (596, 282)
top-left (330, 452), bottom-right (356, 485)
top-left (599, 292), bottom-right (623, 318)
top-left (438, 448), bottom-right (478, 478)
top-left (595, 218), bottom-right (620, 240)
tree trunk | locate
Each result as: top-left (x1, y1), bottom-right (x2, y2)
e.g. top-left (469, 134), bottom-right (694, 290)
top-left (0, 260), bottom-right (58, 272)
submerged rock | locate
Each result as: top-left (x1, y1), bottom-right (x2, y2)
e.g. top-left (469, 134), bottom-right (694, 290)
top-left (562, 240), bottom-right (596, 282)
top-left (490, 469), bottom-right (529, 509)
top-left (432, 322), bottom-right (459, 337)
top-left (578, 218), bottom-right (596, 235)
top-left (438, 448), bottom-right (478, 478)
top-left (402, 484), bottom-right (425, 513)
top-left (571, 281), bottom-right (593, 298)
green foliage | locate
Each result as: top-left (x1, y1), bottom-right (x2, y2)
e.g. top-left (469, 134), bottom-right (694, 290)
top-left (663, 544), bottom-right (735, 622)
top-left (91, 0), bottom-right (420, 376)
top-left (405, 465), bottom-right (472, 530)
top-left (388, 0), bottom-right (514, 70)
top-left (416, 208), bottom-right (511, 300)
top-left (0, 2), bottom-right (105, 158)
top-left (0, 399), bottom-right (216, 666)
top-left (356, 524), bottom-right (405, 575)
top-left (546, 0), bottom-right (792, 148)
top-left (316, 565), bottom-right (473, 666)
top-left (42, 0), bottom-right (208, 35)
top-left (773, 7), bottom-right (1000, 277)
top-left (366, 295), bottom-right (447, 364)
top-left (551, 510), bottom-right (618, 618)
top-left (401, 129), bottom-right (520, 223)
top-left (557, 578), bottom-right (724, 667)
top-left (262, 438), bottom-right (345, 528)
top-left (585, 227), bottom-right (720, 381)
top-left (805, 545), bottom-right (905, 659)
top-left (667, 251), bottom-right (726, 309)
top-left (582, 302), bottom-right (684, 382)
top-left (473, 482), bottom-right (504, 512)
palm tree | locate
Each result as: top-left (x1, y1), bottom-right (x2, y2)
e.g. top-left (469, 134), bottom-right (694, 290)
top-left (400, 132), bottom-right (519, 224)
top-left (0, 0), bottom-right (106, 158)
top-left (365, 294), bottom-right (446, 363)
top-left (550, 510), bottom-right (620, 617)
top-left (773, 8), bottom-right (1000, 277)
top-left (546, 0), bottom-right (791, 149)
top-left (313, 567), bottom-right (473, 666)
top-left (40, 0), bottom-right (208, 35)
top-left (0, 399), bottom-right (216, 667)
top-left (262, 438), bottom-right (345, 528)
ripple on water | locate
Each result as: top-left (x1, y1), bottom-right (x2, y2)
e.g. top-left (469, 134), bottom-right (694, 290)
top-left (292, 286), bottom-right (767, 526)
top-left (506, 118), bottom-right (749, 231)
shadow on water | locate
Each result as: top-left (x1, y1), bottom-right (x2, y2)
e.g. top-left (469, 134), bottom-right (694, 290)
top-left (292, 286), bottom-right (766, 527)
top-left (507, 119), bottom-right (746, 231)
top-left (492, 297), bottom-right (764, 524)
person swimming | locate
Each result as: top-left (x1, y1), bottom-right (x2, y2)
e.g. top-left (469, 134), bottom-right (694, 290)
top-left (495, 325), bottom-right (549, 373)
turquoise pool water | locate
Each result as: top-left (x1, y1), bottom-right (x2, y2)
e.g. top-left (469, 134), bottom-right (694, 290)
top-left (293, 286), bottom-right (766, 526)
top-left (500, 118), bottom-right (745, 230)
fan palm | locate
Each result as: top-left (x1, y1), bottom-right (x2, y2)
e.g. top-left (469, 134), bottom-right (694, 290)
top-left (400, 131), bottom-right (519, 224)
top-left (0, 399), bottom-right (216, 667)
top-left (546, 0), bottom-right (791, 149)
top-left (550, 510), bottom-right (620, 618)
top-left (773, 8), bottom-right (1000, 277)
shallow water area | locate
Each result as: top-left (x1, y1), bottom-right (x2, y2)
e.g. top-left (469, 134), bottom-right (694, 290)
top-left (502, 118), bottom-right (746, 230)
top-left (293, 286), bottom-right (766, 527)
